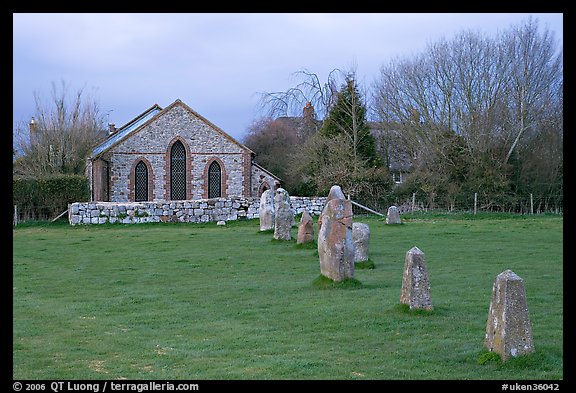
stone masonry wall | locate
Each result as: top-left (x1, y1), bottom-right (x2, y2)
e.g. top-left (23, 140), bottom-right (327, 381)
top-left (69, 196), bottom-right (327, 225)
top-left (107, 104), bottom-right (248, 202)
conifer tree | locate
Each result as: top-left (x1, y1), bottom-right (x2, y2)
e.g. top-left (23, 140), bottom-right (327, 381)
top-left (320, 77), bottom-right (381, 167)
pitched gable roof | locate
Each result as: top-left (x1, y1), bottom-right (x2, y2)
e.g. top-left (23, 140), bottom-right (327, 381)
top-left (166, 99), bottom-right (254, 155)
top-left (89, 99), bottom-right (254, 159)
top-left (90, 103), bottom-right (162, 158)
top-left (252, 161), bottom-right (283, 182)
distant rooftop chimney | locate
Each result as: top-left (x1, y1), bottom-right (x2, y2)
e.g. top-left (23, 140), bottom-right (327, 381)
top-left (303, 101), bottom-right (314, 120)
top-left (108, 123), bottom-right (116, 135)
top-left (29, 117), bottom-right (38, 142)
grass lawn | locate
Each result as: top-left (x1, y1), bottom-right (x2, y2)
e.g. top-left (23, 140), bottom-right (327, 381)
top-left (12, 212), bottom-right (563, 380)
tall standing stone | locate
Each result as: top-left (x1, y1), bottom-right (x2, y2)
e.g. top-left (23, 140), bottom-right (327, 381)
top-left (297, 210), bottom-right (315, 244)
top-left (484, 269), bottom-right (534, 361)
top-left (386, 205), bottom-right (402, 224)
top-left (273, 188), bottom-right (293, 240)
top-left (352, 222), bottom-right (370, 263)
top-left (317, 185), bottom-right (354, 281)
top-left (259, 189), bottom-right (275, 231)
top-left (400, 246), bottom-right (433, 310)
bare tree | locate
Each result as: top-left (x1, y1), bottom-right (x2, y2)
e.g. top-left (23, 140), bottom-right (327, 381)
top-left (13, 80), bottom-right (108, 176)
top-left (376, 17), bottom-right (561, 164)
top-left (501, 17), bottom-right (563, 164)
top-left (373, 17), bottom-right (562, 211)
top-left (257, 68), bottom-right (348, 121)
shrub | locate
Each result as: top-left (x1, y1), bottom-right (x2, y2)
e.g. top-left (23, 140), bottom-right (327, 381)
top-left (13, 174), bottom-right (89, 221)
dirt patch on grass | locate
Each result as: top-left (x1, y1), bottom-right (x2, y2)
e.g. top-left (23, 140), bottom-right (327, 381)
top-left (88, 360), bottom-right (108, 374)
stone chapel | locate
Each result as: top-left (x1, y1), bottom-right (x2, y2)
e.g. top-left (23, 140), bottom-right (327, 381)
top-left (86, 99), bottom-right (281, 202)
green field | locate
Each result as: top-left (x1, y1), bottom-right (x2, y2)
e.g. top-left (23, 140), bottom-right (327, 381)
top-left (12, 213), bottom-right (563, 380)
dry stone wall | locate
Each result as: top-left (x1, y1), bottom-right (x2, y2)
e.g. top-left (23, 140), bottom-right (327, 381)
top-left (69, 196), bottom-right (327, 225)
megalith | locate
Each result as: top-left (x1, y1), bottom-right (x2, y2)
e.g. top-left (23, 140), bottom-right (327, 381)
top-left (484, 269), bottom-right (534, 361)
top-left (386, 205), bottom-right (402, 224)
top-left (400, 246), bottom-right (433, 310)
top-left (259, 189), bottom-right (275, 231)
top-left (352, 222), bottom-right (370, 263)
top-left (273, 188), bottom-right (293, 240)
top-left (317, 185), bottom-right (354, 281)
top-left (297, 210), bottom-right (314, 244)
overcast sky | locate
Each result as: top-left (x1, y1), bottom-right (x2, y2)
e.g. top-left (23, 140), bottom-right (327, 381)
top-left (13, 13), bottom-right (563, 142)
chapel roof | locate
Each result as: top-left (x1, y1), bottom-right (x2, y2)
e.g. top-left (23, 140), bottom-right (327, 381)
top-left (90, 99), bottom-right (254, 159)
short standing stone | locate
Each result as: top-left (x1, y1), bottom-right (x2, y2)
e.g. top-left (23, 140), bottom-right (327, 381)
top-left (317, 185), bottom-right (354, 281)
top-left (400, 246), bottom-right (433, 310)
top-left (259, 189), bottom-right (275, 231)
top-left (484, 269), bottom-right (534, 361)
top-left (297, 210), bottom-right (314, 244)
top-left (216, 220), bottom-right (226, 226)
top-left (386, 205), bottom-right (402, 224)
top-left (274, 188), bottom-right (293, 240)
top-left (352, 222), bottom-right (370, 262)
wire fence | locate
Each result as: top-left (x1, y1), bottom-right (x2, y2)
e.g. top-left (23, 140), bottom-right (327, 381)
top-left (13, 203), bottom-right (70, 225)
top-left (13, 192), bottom-right (563, 226)
top-left (351, 192), bottom-right (563, 217)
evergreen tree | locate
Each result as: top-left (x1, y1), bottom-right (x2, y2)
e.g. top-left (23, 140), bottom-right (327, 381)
top-left (296, 75), bottom-right (391, 199)
top-left (320, 77), bottom-right (381, 167)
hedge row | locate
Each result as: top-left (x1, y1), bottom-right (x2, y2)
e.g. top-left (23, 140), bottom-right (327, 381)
top-left (13, 174), bottom-right (90, 221)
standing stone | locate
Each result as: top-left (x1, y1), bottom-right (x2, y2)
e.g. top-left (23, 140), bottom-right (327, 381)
top-left (386, 205), bottom-right (402, 224)
top-left (484, 269), bottom-right (534, 361)
top-left (400, 246), bottom-right (433, 310)
top-left (352, 222), bottom-right (370, 262)
top-left (259, 189), bottom-right (275, 231)
top-left (297, 210), bottom-right (314, 244)
top-left (317, 185), bottom-right (354, 281)
top-left (273, 188), bottom-right (293, 240)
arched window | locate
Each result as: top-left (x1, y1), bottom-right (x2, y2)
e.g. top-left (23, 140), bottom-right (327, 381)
top-left (170, 141), bottom-right (186, 200)
top-left (134, 160), bottom-right (148, 202)
top-left (208, 161), bottom-right (221, 198)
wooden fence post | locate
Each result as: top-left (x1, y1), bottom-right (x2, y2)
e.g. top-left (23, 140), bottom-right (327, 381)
top-left (474, 193), bottom-right (478, 215)
top-left (412, 193), bottom-right (416, 214)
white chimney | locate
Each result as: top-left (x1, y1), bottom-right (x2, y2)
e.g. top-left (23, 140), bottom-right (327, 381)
top-left (29, 117), bottom-right (37, 142)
